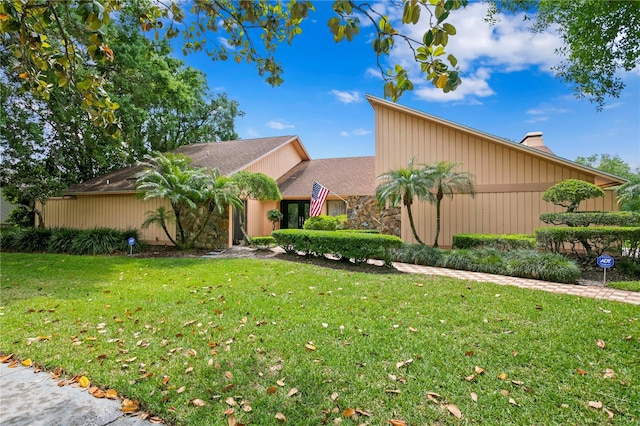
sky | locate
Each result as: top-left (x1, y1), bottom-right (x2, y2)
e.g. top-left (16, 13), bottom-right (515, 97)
top-left (173, 1), bottom-right (640, 171)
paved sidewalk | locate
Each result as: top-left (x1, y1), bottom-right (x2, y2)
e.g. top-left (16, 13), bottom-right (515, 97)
top-left (0, 363), bottom-right (151, 426)
top-left (392, 262), bottom-right (640, 305)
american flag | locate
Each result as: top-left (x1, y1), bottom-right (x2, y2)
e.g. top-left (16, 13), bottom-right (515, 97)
top-left (310, 181), bottom-right (330, 217)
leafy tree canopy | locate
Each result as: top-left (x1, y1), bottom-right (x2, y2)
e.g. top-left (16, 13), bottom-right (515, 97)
top-left (542, 179), bottom-right (605, 213)
top-left (574, 154), bottom-right (637, 180)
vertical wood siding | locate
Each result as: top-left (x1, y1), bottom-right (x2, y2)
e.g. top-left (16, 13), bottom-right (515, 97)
top-left (243, 142), bottom-right (305, 180)
top-left (43, 194), bottom-right (175, 245)
top-left (374, 104), bottom-right (620, 246)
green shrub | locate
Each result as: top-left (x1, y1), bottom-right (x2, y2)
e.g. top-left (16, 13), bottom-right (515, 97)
top-left (0, 227), bottom-right (52, 252)
top-left (70, 228), bottom-right (144, 255)
top-left (303, 215), bottom-right (338, 231)
top-left (393, 244), bottom-right (445, 266)
top-left (452, 233), bottom-right (535, 251)
top-left (251, 236), bottom-right (276, 250)
top-left (617, 259), bottom-right (640, 278)
top-left (536, 226), bottom-right (640, 259)
top-left (272, 229), bottom-right (403, 265)
top-left (504, 250), bottom-right (580, 283)
top-left (47, 228), bottom-right (82, 253)
top-left (442, 248), bottom-right (506, 275)
top-left (539, 211), bottom-right (640, 227)
top-left (542, 179), bottom-right (605, 212)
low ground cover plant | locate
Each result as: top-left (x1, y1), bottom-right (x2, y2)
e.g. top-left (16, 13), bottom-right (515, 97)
top-left (1, 254), bottom-right (638, 425)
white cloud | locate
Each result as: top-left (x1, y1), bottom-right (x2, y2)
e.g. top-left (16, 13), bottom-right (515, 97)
top-left (267, 120), bottom-right (294, 130)
top-left (381, 2), bottom-right (564, 103)
top-left (330, 90), bottom-right (362, 104)
top-left (245, 127), bottom-right (259, 137)
top-left (603, 102), bottom-right (623, 110)
top-left (524, 104), bottom-right (571, 123)
top-left (340, 128), bottom-right (372, 137)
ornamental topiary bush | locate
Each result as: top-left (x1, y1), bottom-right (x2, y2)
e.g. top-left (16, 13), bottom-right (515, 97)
top-left (452, 233), bottom-right (536, 251)
top-left (542, 179), bottom-right (605, 212)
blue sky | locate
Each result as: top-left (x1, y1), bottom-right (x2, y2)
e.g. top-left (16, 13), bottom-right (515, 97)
top-left (174, 1), bottom-right (640, 171)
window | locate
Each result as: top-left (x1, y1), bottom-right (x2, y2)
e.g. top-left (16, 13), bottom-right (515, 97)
top-left (327, 200), bottom-right (346, 216)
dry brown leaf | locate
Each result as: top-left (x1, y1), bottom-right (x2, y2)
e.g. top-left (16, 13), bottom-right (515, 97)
top-left (603, 407), bottom-right (614, 419)
top-left (446, 404), bottom-right (462, 419)
top-left (287, 388), bottom-right (298, 397)
top-left (188, 348), bottom-right (197, 357)
top-left (105, 389), bottom-right (118, 399)
top-left (474, 366), bottom-right (484, 374)
top-left (223, 407), bottom-right (235, 415)
top-left (177, 386), bottom-right (186, 394)
top-left (225, 371), bottom-right (233, 379)
top-left (227, 414), bottom-right (237, 426)
top-left (243, 404), bottom-right (252, 412)
top-left (78, 376), bottom-right (90, 388)
top-left (576, 369), bottom-right (588, 376)
top-left (305, 343), bottom-right (316, 351)
top-left (275, 412), bottom-right (287, 422)
top-left (511, 380), bottom-right (524, 386)
top-left (277, 378), bottom-right (286, 387)
top-left (162, 375), bottom-right (170, 385)
top-left (267, 386), bottom-right (277, 394)
top-left (121, 399), bottom-right (139, 413)
top-left (183, 320), bottom-right (196, 327)
top-left (0, 354), bottom-right (14, 363)
top-left (501, 389), bottom-right (510, 396)
top-left (389, 420), bottom-right (407, 426)
top-left (470, 392), bottom-right (478, 402)
top-left (149, 416), bottom-right (163, 424)
top-left (596, 339), bottom-right (606, 349)
top-left (588, 401), bottom-right (603, 409)
top-left (185, 366), bottom-right (194, 374)
top-left (226, 396), bottom-right (236, 406)
top-left (498, 373), bottom-right (507, 380)
top-left (408, 327), bottom-right (417, 332)
top-left (93, 389), bottom-right (106, 398)
top-left (509, 398), bottom-right (519, 406)
top-left (465, 374), bottom-right (475, 382)
top-left (385, 389), bottom-right (401, 394)
top-left (331, 392), bottom-right (339, 401)
top-left (355, 408), bottom-right (371, 417)
top-left (88, 386), bottom-right (99, 395)
top-left (222, 383), bottom-right (236, 392)
top-left (604, 368), bottom-right (616, 378)
top-left (343, 408), bottom-right (355, 418)
top-left (464, 350), bottom-right (474, 357)
top-left (191, 398), bottom-right (207, 407)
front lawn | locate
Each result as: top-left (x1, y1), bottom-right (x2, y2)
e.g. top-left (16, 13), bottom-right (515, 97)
top-left (1, 253), bottom-right (638, 425)
top-left (608, 281), bottom-right (640, 292)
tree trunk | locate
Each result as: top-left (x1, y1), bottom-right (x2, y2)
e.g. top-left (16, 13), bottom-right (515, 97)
top-left (405, 203), bottom-right (425, 245)
top-left (433, 197), bottom-right (442, 248)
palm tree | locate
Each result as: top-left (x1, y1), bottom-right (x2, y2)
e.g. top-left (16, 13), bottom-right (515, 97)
top-left (231, 171), bottom-right (282, 243)
top-left (136, 152), bottom-right (203, 247)
top-left (617, 175), bottom-right (640, 211)
top-left (376, 158), bottom-right (432, 245)
top-left (423, 161), bottom-right (475, 247)
top-left (141, 206), bottom-right (177, 246)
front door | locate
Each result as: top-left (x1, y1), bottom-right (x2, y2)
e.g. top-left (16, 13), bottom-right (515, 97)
top-left (281, 200), bottom-right (310, 229)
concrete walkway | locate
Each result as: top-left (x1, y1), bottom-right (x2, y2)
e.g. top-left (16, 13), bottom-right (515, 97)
top-left (392, 262), bottom-right (640, 305)
top-left (1, 261), bottom-right (638, 426)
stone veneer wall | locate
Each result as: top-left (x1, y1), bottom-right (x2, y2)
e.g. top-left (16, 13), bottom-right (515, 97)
top-left (182, 205), bottom-right (229, 249)
top-left (346, 195), bottom-right (401, 237)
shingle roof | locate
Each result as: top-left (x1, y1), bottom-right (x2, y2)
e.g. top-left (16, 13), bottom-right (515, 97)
top-left (64, 136), bottom-right (305, 194)
top-left (278, 157), bottom-right (376, 197)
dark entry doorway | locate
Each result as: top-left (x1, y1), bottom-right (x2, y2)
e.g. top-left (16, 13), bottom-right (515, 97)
top-left (281, 200), bottom-right (310, 229)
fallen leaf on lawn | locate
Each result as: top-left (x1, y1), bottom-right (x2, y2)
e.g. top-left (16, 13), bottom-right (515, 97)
top-left (464, 350), bottom-right (474, 357)
top-left (277, 378), bottom-right (285, 386)
top-left (177, 386), bottom-right (186, 394)
top-left (287, 388), bottom-right (298, 397)
top-left (243, 404), bottom-right (252, 412)
top-left (408, 327), bottom-right (417, 332)
top-left (603, 407), bottom-right (614, 419)
top-left (588, 401), bottom-right (603, 409)
top-left (511, 380), bottom-right (524, 386)
top-left (226, 396), bottom-right (236, 406)
top-left (305, 342), bottom-right (316, 351)
top-left (343, 408), bottom-right (355, 418)
top-left (105, 389), bottom-right (118, 399)
top-left (474, 366), bottom-right (484, 374)
top-left (88, 386), bottom-right (99, 395)
top-left (267, 386), bottom-right (277, 394)
top-left (425, 391), bottom-right (442, 402)
top-left (465, 374), bottom-right (475, 382)
top-left (598, 307), bottom-right (611, 314)
top-left (385, 389), bottom-right (401, 394)
top-left (275, 412), bottom-right (286, 422)
top-left (78, 376), bottom-right (90, 388)
top-left (624, 335), bottom-right (632, 340)
top-left (509, 398), bottom-right (519, 406)
top-left (446, 404), bottom-right (462, 419)
top-left (224, 407), bottom-right (235, 415)
top-left (470, 392), bottom-right (478, 402)
top-left (21, 358), bottom-right (32, 367)
top-left (188, 348), bottom-right (197, 357)
top-left (93, 389), bottom-right (106, 398)
top-left (191, 398), bottom-right (206, 407)
top-left (162, 375), bottom-right (171, 385)
top-left (596, 339), bottom-right (606, 349)
top-left (121, 399), bottom-right (139, 412)
top-left (225, 371), bottom-right (233, 379)
top-left (389, 420), bottom-right (407, 426)
top-left (222, 383), bottom-right (236, 392)
top-left (576, 369), bottom-right (588, 376)
top-left (183, 320), bottom-right (196, 327)
top-left (227, 415), bottom-right (237, 426)
top-left (501, 390), bottom-right (510, 396)
top-left (0, 354), bottom-right (13, 363)
top-left (331, 392), bottom-right (339, 401)
top-left (604, 368), bottom-right (616, 378)
top-left (185, 366), bottom-right (194, 374)
top-left (498, 373), bottom-right (507, 380)
top-left (355, 408), bottom-right (371, 417)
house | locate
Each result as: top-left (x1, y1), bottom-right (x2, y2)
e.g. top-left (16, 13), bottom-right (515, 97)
top-left (41, 95), bottom-right (625, 248)
top-left (368, 95), bottom-right (625, 246)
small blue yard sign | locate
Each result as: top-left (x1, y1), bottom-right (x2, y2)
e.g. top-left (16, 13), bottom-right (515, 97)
top-left (597, 254), bottom-right (614, 286)
top-left (596, 255), bottom-right (614, 269)
top-left (127, 237), bottom-right (136, 256)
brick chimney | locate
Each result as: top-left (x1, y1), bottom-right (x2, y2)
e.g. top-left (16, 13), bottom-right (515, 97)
top-left (519, 131), bottom-right (554, 155)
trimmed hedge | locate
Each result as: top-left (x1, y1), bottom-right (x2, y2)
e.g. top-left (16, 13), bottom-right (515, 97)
top-left (535, 226), bottom-right (640, 259)
top-left (303, 215), bottom-right (347, 231)
top-left (540, 211), bottom-right (640, 227)
top-left (393, 244), bottom-right (580, 283)
top-left (0, 227), bottom-right (146, 255)
top-left (250, 236), bottom-right (276, 250)
top-left (272, 229), bottom-right (403, 265)
top-left (452, 233), bottom-right (535, 251)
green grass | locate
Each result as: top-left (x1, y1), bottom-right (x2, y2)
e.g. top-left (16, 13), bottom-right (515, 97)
top-left (1, 253), bottom-right (639, 425)
top-left (608, 281), bottom-right (640, 292)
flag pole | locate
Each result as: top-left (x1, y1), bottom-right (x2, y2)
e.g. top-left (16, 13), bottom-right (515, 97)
top-left (329, 191), bottom-right (349, 208)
